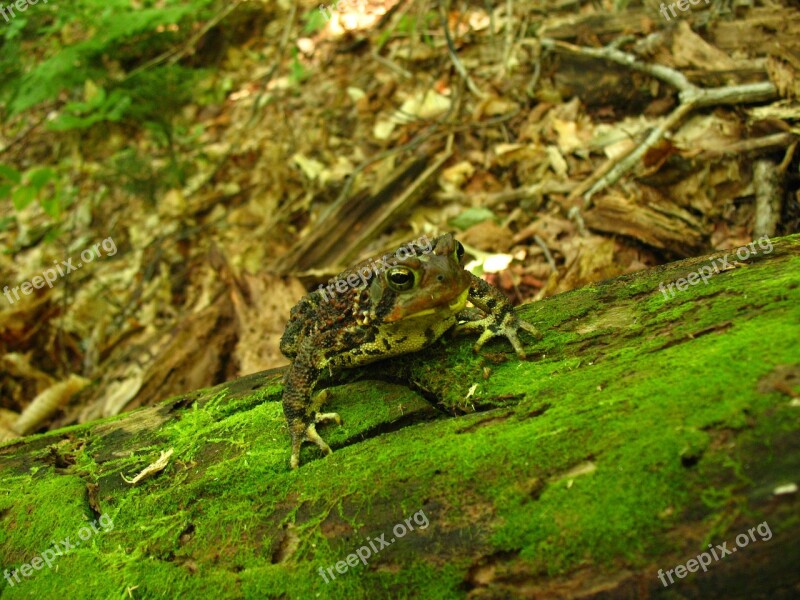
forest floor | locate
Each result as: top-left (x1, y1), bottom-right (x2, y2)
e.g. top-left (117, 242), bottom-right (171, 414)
top-left (0, 0), bottom-right (798, 438)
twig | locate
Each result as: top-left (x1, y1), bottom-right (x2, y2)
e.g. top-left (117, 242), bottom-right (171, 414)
top-left (680, 82), bottom-right (777, 108)
top-left (777, 140), bottom-right (798, 174)
top-left (567, 205), bottom-right (588, 236)
top-left (121, 448), bottom-right (175, 485)
top-left (541, 38), bottom-right (693, 91)
top-left (371, 51), bottom-right (413, 79)
top-left (697, 132), bottom-right (799, 159)
top-left (533, 235), bottom-right (557, 273)
top-left (501, 0), bottom-right (514, 78)
top-left (753, 159), bottom-right (783, 238)
top-left (439, 2), bottom-right (486, 98)
top-left (540, 37), bottom-right (779, 204)
top-left (566, 148), bottom-right (630, 202)
top-left (584, 102), bottom-right (696, 201)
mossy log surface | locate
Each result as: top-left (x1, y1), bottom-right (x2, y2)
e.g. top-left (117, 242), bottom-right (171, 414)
top-left (1, 235), bottom-right (799, 599)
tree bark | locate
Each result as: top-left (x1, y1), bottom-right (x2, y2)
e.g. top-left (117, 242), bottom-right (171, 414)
top-left (1, 235), bottom-right (799, 599)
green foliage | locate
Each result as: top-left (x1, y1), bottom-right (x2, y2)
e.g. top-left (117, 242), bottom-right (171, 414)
top-left (48, 85), bottom-right (132, 131)
top-left (377, 11), bottom-right (437, 50)
top-left (289, 48), bottom-right (310, 87)
top-left (119, 65), bottom-right (210, 130)
top-left (449, 207), bottom-right (497, 230)
top-left (303, 7), bottom-right (329, 34)
top-left (0, 164), bottom-right (64, 218)
top-left (0, 0), bottom-right (236, 216)
top-left (0, 0), bottom-right (219, 125)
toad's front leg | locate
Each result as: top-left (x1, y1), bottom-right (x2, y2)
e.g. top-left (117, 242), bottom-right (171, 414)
top-left (455, 274), bottom-right (539, 359)
top-left (283, 362), bottom-right (345, 469)
top-left (283, 364), bottom-right (342, 469)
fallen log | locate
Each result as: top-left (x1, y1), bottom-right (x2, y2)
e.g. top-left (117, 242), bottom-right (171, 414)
top-left (1, 235), bottom-right (799, 599)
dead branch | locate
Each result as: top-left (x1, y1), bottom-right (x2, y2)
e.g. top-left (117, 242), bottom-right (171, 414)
top-left (539, 37), bottom-right (780, 204)
top-left (753, 159), bottom-right (783, 238)
top-left (439, 2), bottom-right (486, 98)
top-left (697, 132), bottom-right (799, 159)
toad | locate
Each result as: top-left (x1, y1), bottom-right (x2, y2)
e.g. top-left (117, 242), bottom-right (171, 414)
top-left (280, 233), bottom-right (537, 468)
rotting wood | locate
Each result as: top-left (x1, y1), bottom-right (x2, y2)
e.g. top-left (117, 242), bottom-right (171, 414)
top-left (2, 236), bottom-right (798, 598)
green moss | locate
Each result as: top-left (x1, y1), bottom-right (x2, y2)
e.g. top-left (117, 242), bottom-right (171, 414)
top-left (1, 236), bottom-right (798, 598)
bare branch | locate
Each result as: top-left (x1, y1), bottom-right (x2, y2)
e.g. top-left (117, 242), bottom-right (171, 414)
top-left (540, 37), bottom-right (779, 203)
top-left (540, 37), bottom-right (694, 91)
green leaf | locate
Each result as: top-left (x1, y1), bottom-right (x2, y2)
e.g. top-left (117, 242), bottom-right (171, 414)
top-left (11, 186), bottom-right (37, 211)
top-left (449, 207), bottom-right (497, 231)
top-left (289, 49), bottom-right (309, 86)
top-left (396, 15), bottom-right (416, 33)
top-left (0, 216), bottom-right (15, 232)
top-left (48, 91), bottom-right (132, 131)
top-left (0, 184), bottom-right (13, 199)
top-left (39, 194), bottom-right (61, 219)
top-left (0, 164), bottom-right (22, 184)
top-left (1, 15), bottom-right (27, 41)
top-left (41, 226), bottom-right (59, 243)
top-left (376, 29), bottom-right (392, 50)
top-left (26, 167), bottom-right (56, 191)
top-left (303, 8), bottom-right (329, 34)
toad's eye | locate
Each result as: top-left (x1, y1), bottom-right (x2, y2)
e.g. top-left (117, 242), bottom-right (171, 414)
top-left (455, 241), bottom-right (465, 262)
top-left (386, 266), bottom-right (416, 292)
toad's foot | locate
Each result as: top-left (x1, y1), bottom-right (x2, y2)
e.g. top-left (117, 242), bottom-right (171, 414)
top-left (289, 416), bottom-right (341, 469)
top-left (316, 412), bottom-right (342, 425)
top-left (455, 311), bottom-right (539, 359)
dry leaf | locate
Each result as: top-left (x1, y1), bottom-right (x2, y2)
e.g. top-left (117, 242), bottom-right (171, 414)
top-left (14, 374), bottom-right (90, 435)
top-left (121, 448), bottom-right (174, 485)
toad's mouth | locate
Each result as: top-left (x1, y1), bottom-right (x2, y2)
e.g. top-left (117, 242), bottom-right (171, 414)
top-left (404, 287), bottom-right (469, 319)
